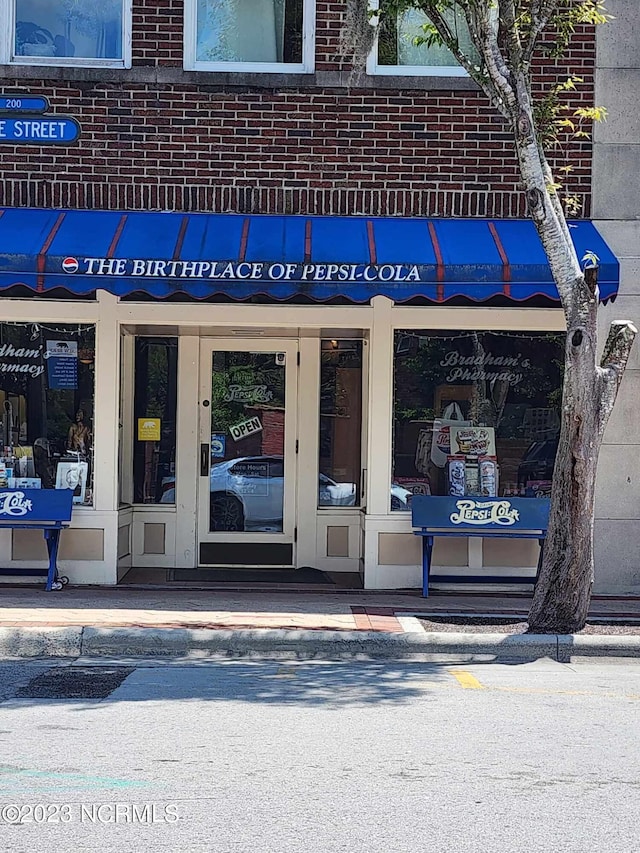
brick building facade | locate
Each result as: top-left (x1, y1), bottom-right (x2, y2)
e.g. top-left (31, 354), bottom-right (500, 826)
top-left (0, 1), bottom-right (635, 594)
top-left (0, 1), bottom-right (595, 219)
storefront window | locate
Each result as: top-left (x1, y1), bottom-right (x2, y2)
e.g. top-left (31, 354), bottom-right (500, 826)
top-left (319, 340), bottom-right (363, 508)
top-left (13, 0), bottom-right (126, 63)
top-left (0, 322), bottom-right (95, 505)
top-left (193, 0), bottom-right (305, 65)
top-left (392, 330), bottom-right (564, 510)
top-left (374, 1), bottom-right (478, 72)
top-left (133, 338), bottom-right (178, 504)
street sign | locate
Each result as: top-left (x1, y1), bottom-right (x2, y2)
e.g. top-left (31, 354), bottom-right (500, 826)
top-left (0, 115), bottom-right (80, 144)
top-left (0, 95), bottom-right (49, 113)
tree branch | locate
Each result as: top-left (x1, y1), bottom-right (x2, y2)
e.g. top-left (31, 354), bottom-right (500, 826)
top-left (415, 1), bottom-right (511, 115)
top-left (500, 0), bottom-right (524, 70)
top-left (524, 0), bottom-right (559, 63)
top-left (597, 320), bottom-right (638, 435)
top-left (584, 265), bottom-right (598, 298)
top-left (536, 141), bottom-right (575, 255)
top-left (600, 319), bottom-right (638, 375)
top-left (471, 1), bottom-right (517, 110)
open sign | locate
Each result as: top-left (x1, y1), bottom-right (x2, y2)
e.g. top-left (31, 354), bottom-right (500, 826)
top-left (229, 416), bottom-right (263, 442)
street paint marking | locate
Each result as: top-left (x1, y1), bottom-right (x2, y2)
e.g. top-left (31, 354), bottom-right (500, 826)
top-left (449, 669), bottom-right (485, 690)
top-left (0, 766), bottom-right (149, 793)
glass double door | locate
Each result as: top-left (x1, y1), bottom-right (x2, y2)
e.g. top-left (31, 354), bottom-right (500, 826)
top-left (197, 340), bottom-right (298, 566)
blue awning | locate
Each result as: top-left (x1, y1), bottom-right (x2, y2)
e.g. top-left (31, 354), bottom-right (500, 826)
top-left (0, 207), bottom-right (619, 304)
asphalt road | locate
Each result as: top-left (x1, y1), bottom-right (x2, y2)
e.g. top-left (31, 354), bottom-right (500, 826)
top-left (0, 656), bottom-right (639, 853)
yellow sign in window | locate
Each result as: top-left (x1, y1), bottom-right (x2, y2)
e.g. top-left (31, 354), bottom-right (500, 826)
top-left (138, 418), bottom-right (161, 441)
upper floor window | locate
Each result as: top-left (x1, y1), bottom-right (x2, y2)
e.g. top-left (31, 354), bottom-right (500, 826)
top-left (368, 0), bottom-right (476, 77)
top-left (184, 0), bottom-right (315, 72)
top-left (6, 0), bottom-right (131, 67)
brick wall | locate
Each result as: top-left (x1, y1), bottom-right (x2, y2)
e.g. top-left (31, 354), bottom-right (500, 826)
top-left (0, 1), bottom-right (595, 218)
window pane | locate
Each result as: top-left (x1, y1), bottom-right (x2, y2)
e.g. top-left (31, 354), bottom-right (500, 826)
top-left (391, 331), bottom-right (564, 510)
top-left (208, 350), bottom-right (287, 533)
top-left (319, 340), bottom-right (362, 508)
top-left (14, 0), bottom-right (123, 60)
top-left (0, 322), bottom-right (95, 506)
top-left (378, 3), bottom-right (477, 67)
top-left (196, 0), bottom-right (303, 63)
top-left (133, 338), bottom-right (178, 505)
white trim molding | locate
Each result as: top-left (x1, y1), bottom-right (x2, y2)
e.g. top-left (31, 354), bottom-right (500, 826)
top-left (366, 0), bottom-right (469, 78)
top-left (184, 0), bottom-right (315, 74)
top-left (3, 0), bottom-right (132, 69)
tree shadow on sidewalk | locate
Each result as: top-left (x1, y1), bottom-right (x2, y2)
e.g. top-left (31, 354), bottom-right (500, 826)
top-left (2, 659), bottom-right (456, 710)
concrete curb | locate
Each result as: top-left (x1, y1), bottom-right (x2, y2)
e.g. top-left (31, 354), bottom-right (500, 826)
top-left (79, 627), bottom-right (559, 661)
top-left (557, 633), bottom-right (640, 660)
top-left (0, 626), bottom-right (82, 658)
top-left (1, 625), bottom-right (640, 661)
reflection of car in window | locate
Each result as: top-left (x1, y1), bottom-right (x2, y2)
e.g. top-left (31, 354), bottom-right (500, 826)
top-left (230, 459), bottom-right (284, 479)
top-left (390, 485), bottom-right (412, 511)
top-left (517, 440), bottom-right (559, 486)
top-left (318, 473), bottom-right (357, 506)
top-left (160, 456), bottom-right (413, 531)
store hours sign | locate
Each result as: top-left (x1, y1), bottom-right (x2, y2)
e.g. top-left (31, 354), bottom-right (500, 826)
top-left (45, 341), bottom-right (78, 390)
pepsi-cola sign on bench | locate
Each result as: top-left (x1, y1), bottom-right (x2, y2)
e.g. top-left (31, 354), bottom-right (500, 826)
top-left (411, 495), bottom-right (550, 597)
top-left (0, 489), bottom-right (74, 591)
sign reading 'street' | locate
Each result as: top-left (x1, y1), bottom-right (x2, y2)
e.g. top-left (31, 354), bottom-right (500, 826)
top-left (0, 115), bottom-right (80, 144)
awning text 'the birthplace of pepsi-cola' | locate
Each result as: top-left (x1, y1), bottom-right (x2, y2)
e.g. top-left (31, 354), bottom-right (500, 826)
top-left (65, 257), bottom-right (422, 283)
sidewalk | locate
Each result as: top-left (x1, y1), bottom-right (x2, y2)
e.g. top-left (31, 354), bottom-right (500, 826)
top-left (1, 586), bottom-right (639, 661)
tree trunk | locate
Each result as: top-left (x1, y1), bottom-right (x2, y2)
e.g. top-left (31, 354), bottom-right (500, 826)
top-left (528, 274), bottom-right (600, 632)
top-left (528, 271), bottom-right (637, 632)
top-left (502, 74), bottom-right (638, 634)
top-left (383, 0), bottom-right (638, 633)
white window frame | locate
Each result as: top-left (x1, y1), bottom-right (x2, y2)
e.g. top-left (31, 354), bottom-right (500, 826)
top-left (184, 0), bottom-right (315, 73)
top-left (366, 0), bottom-right (469, 78)
top-left (3, 0), bottom-right (132, 68)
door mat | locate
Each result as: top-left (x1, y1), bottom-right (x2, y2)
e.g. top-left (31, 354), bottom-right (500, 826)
top-left (169, 567), bottom-right (335, 584)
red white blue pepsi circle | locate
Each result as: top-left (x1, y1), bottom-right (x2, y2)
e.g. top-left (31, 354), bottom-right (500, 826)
top-left (62, 257), bottom-right (79, 274)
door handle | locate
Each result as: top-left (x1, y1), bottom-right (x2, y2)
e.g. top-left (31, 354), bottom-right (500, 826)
top-left (200, 444), bottom-right (209, 477)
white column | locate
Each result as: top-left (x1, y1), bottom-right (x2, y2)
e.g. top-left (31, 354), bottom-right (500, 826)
top-left (296, 336), bottom-right (320, 567)
top-left (93, 290), bottom-right (120, 513)
top-left (87, 290), bottom-right (121, 583)
top-left (119, 333), bottom-right (135, 506)
top-left (366, 296), bottom-right (394, 514)
top-left (174, 335), bottom-right (199, 568)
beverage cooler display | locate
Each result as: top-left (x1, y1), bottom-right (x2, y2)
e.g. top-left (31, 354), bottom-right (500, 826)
top-left (446, 426), bottom-right (498, 498)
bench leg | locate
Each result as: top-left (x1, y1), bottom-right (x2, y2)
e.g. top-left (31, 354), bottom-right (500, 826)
top-left (422, 536), bottom-right (434, 598)
top-left (44, 529), bottom-right (62, 591)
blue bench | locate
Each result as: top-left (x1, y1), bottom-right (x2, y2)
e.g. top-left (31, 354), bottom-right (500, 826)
top-left (411, 495), bottom-right (550, 597)
top-left (0, 489), bottom-right (74, 591)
